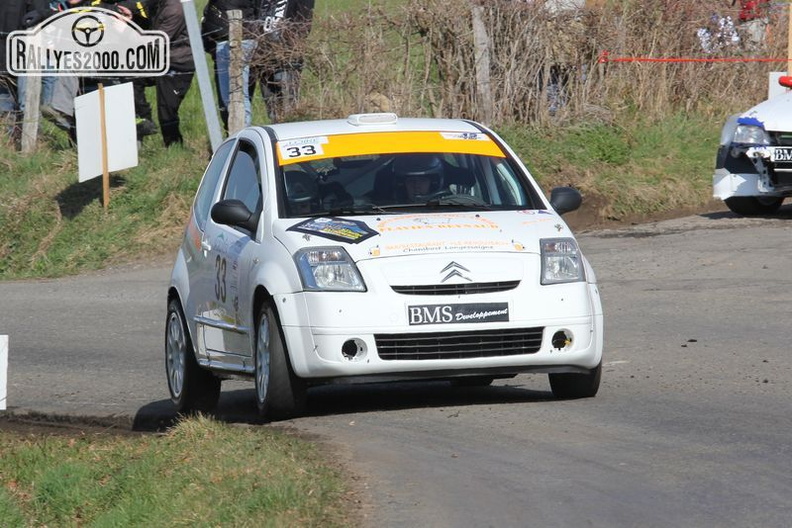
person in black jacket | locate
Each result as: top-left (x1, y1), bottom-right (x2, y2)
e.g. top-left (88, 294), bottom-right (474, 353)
top-left (250, 0), bottom-right (314, 123)
top-left (0, 1), bottom-right (28, 139)
top-left (0, 0), bottom-right (49, 143)
top-left (202, 0), bottom-right (257, 130)
top-left (149, 0), bottom-right (194, 146)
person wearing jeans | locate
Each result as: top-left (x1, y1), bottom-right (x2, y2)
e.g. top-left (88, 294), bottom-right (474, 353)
top-left (214, 38), bottom-right (257, 128)
top-left (202, 0), bottom-right (257, 131)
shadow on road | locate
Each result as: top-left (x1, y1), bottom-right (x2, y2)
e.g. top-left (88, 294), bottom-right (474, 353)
top-left (699, 202), bottom-right (792, 221)
top-left (132, 379), bottom-right (555, 432)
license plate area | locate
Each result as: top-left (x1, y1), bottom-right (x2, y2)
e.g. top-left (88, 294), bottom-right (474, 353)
top-left (407, 302), bottom-right (509, 326)
top-left (770, 147), bottom-right (792, 163)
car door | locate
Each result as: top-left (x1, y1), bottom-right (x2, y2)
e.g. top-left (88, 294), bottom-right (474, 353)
top-left (183, 139), bottom-right (235, 365)
top-left (196, 136), bottom-right (263, 372)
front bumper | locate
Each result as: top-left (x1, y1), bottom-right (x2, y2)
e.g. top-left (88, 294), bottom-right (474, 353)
top-left (713, 144), bottom-right (792, 199)
top-left (273, 282), bottom-right (603, 380)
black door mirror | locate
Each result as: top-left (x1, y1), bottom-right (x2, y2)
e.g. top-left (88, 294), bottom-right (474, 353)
top-left (549, 186), bottom-right (582, 215)
top-left (211, 199), bottom-right (258, 232)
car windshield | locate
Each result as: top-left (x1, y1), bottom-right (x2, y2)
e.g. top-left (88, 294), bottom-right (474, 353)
top-left (277, 151), bottom-right (545, 218)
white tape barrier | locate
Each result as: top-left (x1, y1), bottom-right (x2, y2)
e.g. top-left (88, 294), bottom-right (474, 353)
top-left (0, 335), bottom-right (7, 411)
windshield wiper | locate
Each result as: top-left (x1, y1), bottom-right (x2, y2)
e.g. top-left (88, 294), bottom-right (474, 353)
top-left (432, 197), bottom-right (493, 210)
top-left (303, 204), bottom-right (390, 217)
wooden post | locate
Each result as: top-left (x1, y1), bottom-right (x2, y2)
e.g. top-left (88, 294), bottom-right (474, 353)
top-left (228, 10), bottom-right (245, 135)
top-left (471, 4), bottom-right (493, 126)
top-left (98, 84), bottom-right (110, 210)
top-left (788, 2), bottom-right (792, 75)
top-left (21, 76), bottom-right (42, 154)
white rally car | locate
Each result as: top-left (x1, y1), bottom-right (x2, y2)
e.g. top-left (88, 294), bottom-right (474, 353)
top-left (713, 77), bottom-right (792, 215)
top-left (165, 113), bottom-right (604, 419)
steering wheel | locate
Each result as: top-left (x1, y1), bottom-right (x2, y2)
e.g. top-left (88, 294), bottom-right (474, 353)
top-left (418, 188), bottom-right (454, 202)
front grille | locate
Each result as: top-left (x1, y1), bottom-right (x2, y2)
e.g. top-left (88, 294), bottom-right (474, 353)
top-left (375, 327), bottom-right (544, 360)
top-left (769, 166), bottom-right (792, 190)
top-left (769, 132), bottom-right (792, 147)
top-left (391, 281), bottom-right (520, 296)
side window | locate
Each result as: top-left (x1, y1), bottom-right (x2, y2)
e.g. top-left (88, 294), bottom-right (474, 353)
top-left (193, 140), bottom-right (235, 231)
top-left (223, 141), bottom-right (262, 214)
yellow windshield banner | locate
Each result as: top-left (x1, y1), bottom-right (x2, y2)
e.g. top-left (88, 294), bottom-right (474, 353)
top-left (276, 131), bottom-right (505, 166)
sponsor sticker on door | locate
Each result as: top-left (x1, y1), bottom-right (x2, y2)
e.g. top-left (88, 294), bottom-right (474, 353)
top-left (407, 302), bottom-right (509, 326)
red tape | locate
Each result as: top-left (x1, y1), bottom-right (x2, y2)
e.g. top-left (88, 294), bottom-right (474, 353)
top-left (597, 51), bottom-right (791, 64)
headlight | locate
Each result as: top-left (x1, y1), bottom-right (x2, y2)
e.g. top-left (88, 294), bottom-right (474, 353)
top-left (732, 124), bottom-right (769, 146)
top-left (294, 247), bottom-right (366, 292)
top-left (540, 238), bottom-right (584, 285)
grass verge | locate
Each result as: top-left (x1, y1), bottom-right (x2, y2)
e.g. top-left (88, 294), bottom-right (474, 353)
top-left (0, 415), bottom-right (352, 527)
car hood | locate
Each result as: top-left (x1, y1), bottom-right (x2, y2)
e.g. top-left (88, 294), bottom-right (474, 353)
top-left (740, 91), bottom-right (792, 132)
top-left (273, 210), bottom-right (571, 262)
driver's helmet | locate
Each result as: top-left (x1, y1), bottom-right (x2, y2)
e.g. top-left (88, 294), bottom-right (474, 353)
top-left (283, 170), bottom-right (319, 213)
top-left (393, 154), bottom-right (444, 193)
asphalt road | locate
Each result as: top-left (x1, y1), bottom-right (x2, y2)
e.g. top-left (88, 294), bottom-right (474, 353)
top-left (2, 206), bottom-right (791, 527)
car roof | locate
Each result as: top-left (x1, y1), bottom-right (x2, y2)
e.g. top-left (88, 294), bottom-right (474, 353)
top-left (253, 113), bottom-right (484, 142)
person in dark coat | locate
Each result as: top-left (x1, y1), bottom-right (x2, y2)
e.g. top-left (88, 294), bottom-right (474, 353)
top-left (149, 0), bottom-right (194, 146)
top-left (0, 1), bottom-right (29, 126)
top-left (0, 0), bottom-right (50, 142)
top-left (250, 0), bottom-right (314, 123)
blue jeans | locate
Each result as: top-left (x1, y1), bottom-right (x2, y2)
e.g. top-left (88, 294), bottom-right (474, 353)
top-left (14, 76), bottom-right (57, 114)
top-left (214, 39), bottom-right (257, 127)
top-left (0, 77), bottom-right (17, 138)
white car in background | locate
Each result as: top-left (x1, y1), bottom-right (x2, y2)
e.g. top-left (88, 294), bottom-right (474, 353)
top-left (714, 77), bottom-right (792, 215)
top-left (165, 113), bottom-right (604, 420)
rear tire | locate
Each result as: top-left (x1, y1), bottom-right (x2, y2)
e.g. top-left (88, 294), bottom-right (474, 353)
top-left (549, 362), bottom-right (601, 399)
top-left (255, 303), bottom-right (306, 420)
top-left (165, 298), bottom-right (221, 414)
top-left (724, 196), bottom-right (783, 216)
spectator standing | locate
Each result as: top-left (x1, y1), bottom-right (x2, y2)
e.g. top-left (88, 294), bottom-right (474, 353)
top-left (202, 0), bottom-right (257, 130)
top-left (150, 0), bottom-right (194, 146)
top-left (730, 0), bottom-right (770, 49)
top-left (251, 0), bottom-right (314, 123)
top-left (116, 0), bottom-right (159, 139)
top-left (0, 1), bottom-right (29, 141)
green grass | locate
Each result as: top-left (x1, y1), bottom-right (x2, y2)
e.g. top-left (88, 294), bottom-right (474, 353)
top-left (0, 416), bottom-right (351, 527)
top-left (498, 112), bottom-right (721, 220)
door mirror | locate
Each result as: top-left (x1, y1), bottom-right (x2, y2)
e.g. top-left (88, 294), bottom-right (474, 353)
top-left (211, 199), bottom-right (258, 232)
top-left (779, 76), bottom-right (792, 89)
top-left (549, 186), bottom-right (582, 215)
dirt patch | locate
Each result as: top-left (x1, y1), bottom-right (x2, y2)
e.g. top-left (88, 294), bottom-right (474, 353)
top-left (563, 197), bottom-right (730, 233)
top-left (0, 412), bottom-right (144, 438)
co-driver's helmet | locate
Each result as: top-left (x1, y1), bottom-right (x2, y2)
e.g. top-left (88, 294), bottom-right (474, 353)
top-left (392, 154), bottom-right (444, 193)
top-left (283, 170), bottom-right (319, 212)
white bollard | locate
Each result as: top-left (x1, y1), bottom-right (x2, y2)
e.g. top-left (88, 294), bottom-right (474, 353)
top-left (0, 335), bottom-right (7, 411)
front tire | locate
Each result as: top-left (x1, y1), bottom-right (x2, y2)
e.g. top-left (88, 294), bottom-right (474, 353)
top-left (255, 304), bottom-right (306, 420)
top-left (549, 362), bottom-right (601, 399)
top-left (724, 196), bottom-right (783, 216)
top-left (165, 298), bottom-right (221, 414)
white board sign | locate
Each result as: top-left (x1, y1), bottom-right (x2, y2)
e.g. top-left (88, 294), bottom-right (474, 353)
top-left (75, 82), bottom-right (138, 183)
top-left (1, 335), bottom-right (7, 411)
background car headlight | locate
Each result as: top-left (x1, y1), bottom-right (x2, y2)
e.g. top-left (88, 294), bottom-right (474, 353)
top-left (541, 238), bottom-right (584, 285)
top-left (732, 124), bottom-right (769, 146)
top-left (294, 247), bottom-right (366, 291)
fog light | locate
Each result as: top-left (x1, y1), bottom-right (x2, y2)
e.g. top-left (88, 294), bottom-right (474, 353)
top-left (341, 339), bottom-right (366, 360)
top-left (551, 330), bottom-right (572, 350)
